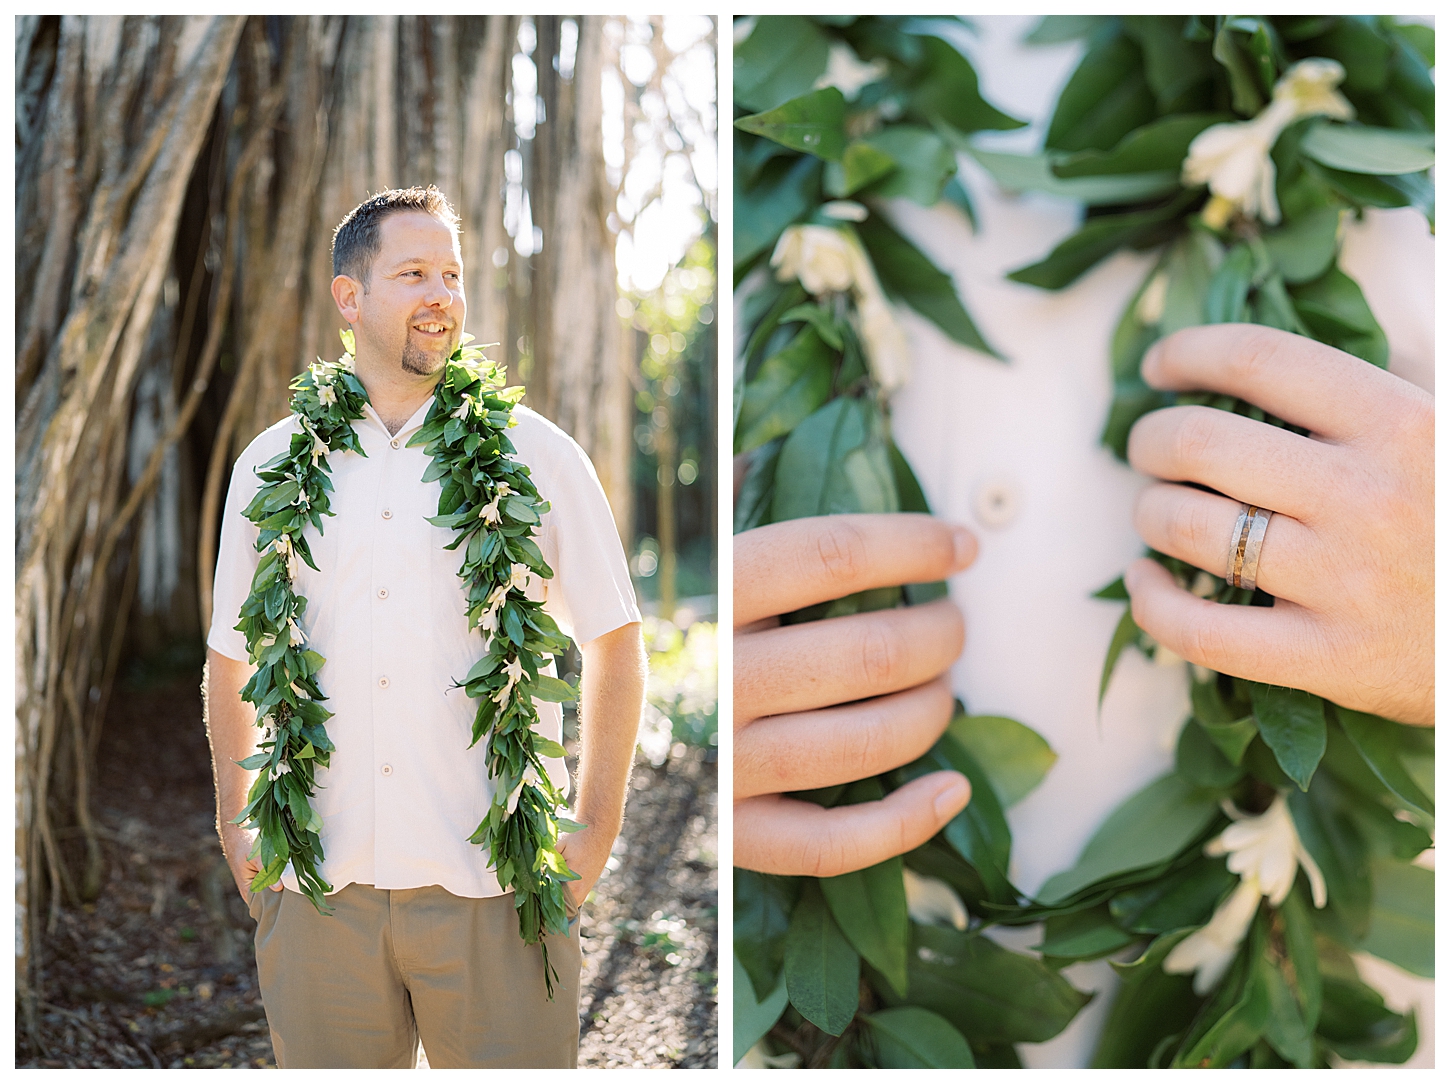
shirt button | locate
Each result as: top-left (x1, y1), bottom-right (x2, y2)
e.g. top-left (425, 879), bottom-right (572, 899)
top-left (973, 475), bottom-right (1020, 529)
top-left (378, 676), bottom-right (390, 689)
top-left (390, 439), bottom-right (400, 449)
top-left (380, 764), bottom-right (393, 777)
top-left (381, 509), bottom-right (392, 520)
top-left (377, 588), bottom-right (389, 600)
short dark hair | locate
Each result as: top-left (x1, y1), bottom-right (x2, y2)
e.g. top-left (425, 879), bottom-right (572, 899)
top-left (331, 185), bottom-right (461, 285)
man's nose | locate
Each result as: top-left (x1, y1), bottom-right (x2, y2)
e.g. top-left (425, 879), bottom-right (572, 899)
top-left (422, 271), bottom-right (454, 307)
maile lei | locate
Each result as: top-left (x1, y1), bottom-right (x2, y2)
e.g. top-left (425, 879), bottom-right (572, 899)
top-left (985, 15), bottom-right (1433, 1069)
top-left (231, 329), bottom-right (581, 997)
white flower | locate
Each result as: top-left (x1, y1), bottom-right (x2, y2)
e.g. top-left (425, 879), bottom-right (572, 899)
top-left (771, 224), bottom-right (857, 295)
top-left (452, 395), bottom-right (474, 420)
top-left (771, 224), bottom-right (911, 392)
top-left (503, 656), bottom-right (525, 685)
top-left (813, 42), bottom-right (889, 101)
top-left (509, 562), bottom-right (532, 591)
top-left (1163, 874), bottom-right (1264, 995)
top-left (260, 714), bottom-right (277, 739)
top-left (821, 200), bottom-right (869, 223)
top-left (1135, 270), bottom-right (1169, 324)
top-left (504, 766), bottom-right (542, 815)
top-left (903, 868), bottom-right (969, 931)
top-left (496, 482), bottom-right (514, 498)
top-left (268, 758), bottom-right (292, 781)
top-left (1162, 794), bottom-right (1326, 994)
top-left (1183, 58), bottom-right (1354, 227)
top-left (273, 536), bottom-right (299, 581)
top-left (317, 383), bottom-right (337, 408)
top-left (257, 633), bottom-right (276, 650)
top-left (1208, 794), bottom-right (1326, 908)
top-left (337, 352), bottom-right (355, 373)
top-left (855, 291), bottom-right (911, 393)
top-left (477, 495), bottom-right (501, 524)
top-left (476, 608), bottom-right (500, 634)
top-left (286, 619), bottom-right (306, 647)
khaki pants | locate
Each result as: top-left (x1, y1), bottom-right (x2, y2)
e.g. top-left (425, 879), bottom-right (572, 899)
top-left (249, 884), bottom-right (582, 1068)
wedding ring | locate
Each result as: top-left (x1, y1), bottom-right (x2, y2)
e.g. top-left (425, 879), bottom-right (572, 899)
top-left (1226, 505), bottom-right (1273, 592)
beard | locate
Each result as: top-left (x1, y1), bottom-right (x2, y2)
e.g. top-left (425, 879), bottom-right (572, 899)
top-left (399, 328), bottom-right (454, 376)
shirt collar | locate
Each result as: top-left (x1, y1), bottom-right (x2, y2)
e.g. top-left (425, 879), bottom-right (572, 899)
top-left (360, 395), bottom-right (435, 444)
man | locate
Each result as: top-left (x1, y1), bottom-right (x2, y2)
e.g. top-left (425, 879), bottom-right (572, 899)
top-left (205, 186), bottom-right (646, 1069)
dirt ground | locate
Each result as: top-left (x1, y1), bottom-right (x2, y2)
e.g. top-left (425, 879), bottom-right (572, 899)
top-left (18, 673), bottom-right (718, 1069)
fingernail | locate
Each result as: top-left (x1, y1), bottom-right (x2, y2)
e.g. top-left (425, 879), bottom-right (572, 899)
top-left (1141, 341), bottom-right (1163, 381)
top-left (934, 774), bottom-right (971, 820)
top-left (1124, 563), bottom-right (1141, 594)
top-left (950, 526), bottom-right (977, 571)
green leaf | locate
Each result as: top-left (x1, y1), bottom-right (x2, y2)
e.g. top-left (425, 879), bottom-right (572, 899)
top-left (734, 326), bottom-right (834, 455)
top-left (735, 154), bottom-right (821, 274)
top-left (969, 147), bottom-right (1181, 205)
top-left (1036, 903), bottom-right (1136, 961)
top-left (1260, 958), bottom-right (1314, 1068)
top-left (529, 675), bottom-right (577, 703)
top-left (1203, 243), bottom-right (1253, 324)
top-left (1026, 15), bottom-right (1109, 45)
top-left (1213, 16), bottom-right (1266, 115)
top-left (1122, 15), bottom-right (1218, 110)
top-left (733, 954), bottom-right (789, 1062)
top-left (733, 15), bottom-right (831, 113)
top-left (1172, 917), bottom-right (1272, 1067)
top-left (1053, 114), bottom-right (1228, 177)
top-left (1333, 707), bottom-right (1434, 818)
top-left (1190, 677), bottom-right (1258, 765)
top-left (1099, 606), bottom-right (1139, 707)
top-left (1290, 265), bottom-right (1389, 368)
top-left (532, 737), bottom-right (567, 759)
top-left (878, 924), bottom-right (1092, 1044)
top-left (907, 36), bottom-right (1024, 135)
top-left (771, 398), bottom-right (896, 521)
top-left (236, 752), bottom-right (271, 771)
top-left (821, 858), bottom-right (910, 998)
top-left (1288, 781), bottom-right (1371, 941)
top-left (1249, 684), bottom-right (1326, 791)
top-left (1318, 972), bottom-right (1418, 1064)
top-left (861, 1007), bottom-right (975, 1069)
top-left (824, 139), bottom-right (897, 198)
top-left (900, 733), bottom-right (1013, 902)
top-left (1008, 191), bottom-right (1195, 290)
top-left (1092, 930), bottom-right (1201, 1068)
top-left (1299, 121), bottom-right (1434, 175)
top-left (1261, 206), bottom-right (1342, 284)
top-left (1359, 858), bottom-right (1433, 978)
top-left (1175, 721), bottom-right (1244, 789)
top-left (1279, 880), bottom-right (1321, 1030)
top-left (1046, 31), bottom-right (1157, 153)
top-left (860, 126), bottom-right (956, 205)
top-left (735, 87), bottom-right (846, 161)
top-left (1036, 774), bottom-right (1221, 904)
top-left (783, 880), bottom-right (861, 1036)
top-left (945, 714), bottom-right (1057, 808)
top-left (734, 870), bottom-right (799, 1000)
top-left (855, 213), bottom-right (1000, 358)
top-left (1109, 856), bottom-right (1235, 935)
top-left (733, 437), bottom-right (783, 534)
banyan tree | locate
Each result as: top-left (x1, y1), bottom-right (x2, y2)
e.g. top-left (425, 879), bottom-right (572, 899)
top-left (14, 13), bottom-right (655, 1025)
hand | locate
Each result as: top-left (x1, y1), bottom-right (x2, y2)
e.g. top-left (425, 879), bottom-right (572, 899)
top-left (735, 513), bottom-right (977, 877)
top-left (220, 820), bottom-right (281, 902)
top-left (1125, 324), bottom-right (1433, 725)
top-left (556, 824), bottom-right (614, 910)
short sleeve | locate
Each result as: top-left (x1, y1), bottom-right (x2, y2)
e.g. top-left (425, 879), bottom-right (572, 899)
top-left (536, 430), bottom-right (641, 646)
top-left (206, 451), bottom-right (265, 661)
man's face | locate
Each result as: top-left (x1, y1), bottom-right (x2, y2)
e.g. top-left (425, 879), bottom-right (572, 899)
top-left (352, 211), bottom-right (466, 377)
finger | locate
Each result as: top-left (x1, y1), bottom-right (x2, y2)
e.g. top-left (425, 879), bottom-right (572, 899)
top-left (734, 771), bottom-right (971, 877)
top-left (1133, 483), bottom-right (1318, 604)
top-left (1142, 324), bottom-right (1407, 443)
top-left (735, 514), bottom-right (976, 627)
top-left (736, 677), bottom-right (954, 799)
top-left (1127, 405), bottom-right (1330, 521)
top-left (735, 598), bottom-right (964, 722)
top-left (1124, 557), bottom-right (1318, 688)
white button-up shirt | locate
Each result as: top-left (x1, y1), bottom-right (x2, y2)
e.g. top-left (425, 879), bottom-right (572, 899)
top-left (208, 399), bottom-right (640, 899)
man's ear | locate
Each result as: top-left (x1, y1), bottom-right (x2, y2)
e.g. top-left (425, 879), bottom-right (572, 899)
top-left (331, 274), bottom-right (362, 325)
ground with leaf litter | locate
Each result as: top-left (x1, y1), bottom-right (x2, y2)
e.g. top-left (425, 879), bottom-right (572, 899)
top-left (19, 673), bottom-right (718, 1069)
